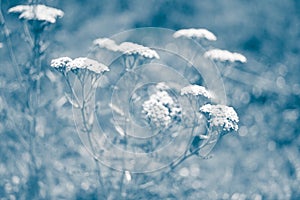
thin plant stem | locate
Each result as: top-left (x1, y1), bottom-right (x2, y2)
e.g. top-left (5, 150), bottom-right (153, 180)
top-left (0, 3), bottom-right (23, 88)
top-left (80, 77), bottom-right (106, 197)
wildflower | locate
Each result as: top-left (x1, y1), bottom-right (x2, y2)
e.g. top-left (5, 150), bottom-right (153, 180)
top-left (93, 38), bottom-right (119, 52)
top-left (118, 42), bottom-right (160, 59)
top-left (93, 38), bottom-right (160, 60)
top-left (204, 49), bottom-right (247, 63)
top-left (142, 90), bottom-right (181, 128)
top-left (199, 104), bottom-right (239, 131)
top-left (8, 4), bottom-right (64, 24)
top-left (173, 28), bottom-right (217, 41)
top-left (180, 85), bottom-right (214, 99)
top-left (50, 57), bottom-right (72, 71)
top-left (66, 57), bottom-right (109, 74)
top-left (156, 82), bottom-right (170, 91)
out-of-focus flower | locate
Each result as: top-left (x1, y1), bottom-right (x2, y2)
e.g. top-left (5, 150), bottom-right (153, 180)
top-left (118, 42), bottom-right (160, 59)
top-left (204, 49), bottom-right (247, 63)
top-left (93, 38), bottom-right (160, 60)
top-left (200, 104), bottom-right (239, 131)
top-left (93, 38), bottom-right (119, 52)
top-left (142, 90), bottom-right (181, 128)
top-left (50, 57), bottom-right (72, 71)
top-left (156, 82), bottom-right (170, 91)
top-left (8, 4), bottom-right (64, 24)
top-left (0, 43), bottom-right (3, 48)
top-left (180, 85), bottom-right (214, 99)
top-left (173, 28), bottom-right (217, 41)
top-left (66, 57), bottom-right (109, 74)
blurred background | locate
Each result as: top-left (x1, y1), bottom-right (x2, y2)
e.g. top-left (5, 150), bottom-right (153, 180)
top-left (0, 0), bottom-right (299, 199)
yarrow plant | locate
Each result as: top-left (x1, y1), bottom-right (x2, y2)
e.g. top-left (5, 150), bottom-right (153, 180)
top-left (8, 4), bottom-right (64, 24)
top-left (1, 2), bottom-right (246, 195)
top-left (94, 37), bottom-right (159, 71)
top-left (142, 86), bottom-right (182, 129)
top-left (200, 104), bottom-right (239, 132)
top-left (204, 48), bottom-right (247, 63)
top-left (50, 56), bottom-right (109, 127)
top-left (181, 84), bottom-right (214, 100)
top-left (50, 56), bottom-right (109, 196)
top-left (163, 28), bottom-right (244, 168)
top-left (0, 2), bottom-right (66, 199)
top-left (173, 28), bottom-right (217, 41)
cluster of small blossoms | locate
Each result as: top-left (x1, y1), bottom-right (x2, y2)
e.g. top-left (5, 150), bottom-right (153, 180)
top-left (93, 38), bottom-right (160, 59)
top-left (199, 104), bottom-right (239, 132)
top-left (50, 57), bottom-right (109, 75)
top-left (173, 28), bottom-right (247, 64)
top-left (173, 28), bottom-right (217, 41)
top-left (204, 49), bottom-right (247, 63)
top-left (50, 56), bottom-right (72, 72)
top-left (180, 84), bottom-right (214, 99)
top-left (118, 42), bottom-right (160, 59)
top-left (142, 90), bottom-right (181, 128)
top-left (8, 4), bottom-right (64, 24)
top-left (156, 82), bottom-right (171, 91)
top-left (93, 38), bottom-right (119, 52)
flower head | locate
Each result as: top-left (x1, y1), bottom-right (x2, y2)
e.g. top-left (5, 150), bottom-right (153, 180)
top-left (118, 42), bottom-right (160, 59)
top-left (66, 57), bottom-right (109, 74)
top-left (93, 38), bottom-right (119, 52)
top-left (93, 38), bottom-right (160, 60)
top-left (200, 104), bottom-right (239, 132)
top-left (50, 57), bottom-right (72, 71)
top-left (156, 82), bottom-right (170, 91)
top-left (8, 4), bottom-right (64, 24)
top-left (142, 90), bottom-right (181, 128)
top-left (180, 85), bottom-right (214, 99)
top-left (173, 28), bottom-right (217, 41)
top-left (204, 49), bottom-right (247, 63)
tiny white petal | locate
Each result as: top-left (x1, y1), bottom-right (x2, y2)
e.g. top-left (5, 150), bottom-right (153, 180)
top-left (125, 171), bottom-right (131, 181)
top-left (115, 125), bottom-right (125, 136)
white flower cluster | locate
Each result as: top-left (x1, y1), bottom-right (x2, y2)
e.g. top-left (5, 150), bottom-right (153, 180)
top-left (199, 104), bottom-right (239, 131)
top-left (50, 57), bottom-right (109, 74)
top-left (50, 56), bottom-right (72, 71)
top-left (180, 85), bottom-right (214, 99)
top-left (204, 49), bottom-right (247, 63)
top-left (142, 90), bottom-right (181, 128)
top-left (173, 28), bottom-right (217, 41)
top-left (156, 82), bottom-right (170, 91)
top-left (93, 38), bottom-right (119, 52)
top-left (93, 38), bottom-right (160, 59)
top-left (118, 42), bottom-right (160, 59)
top-left (8, 4), bottom-right (64, 24)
